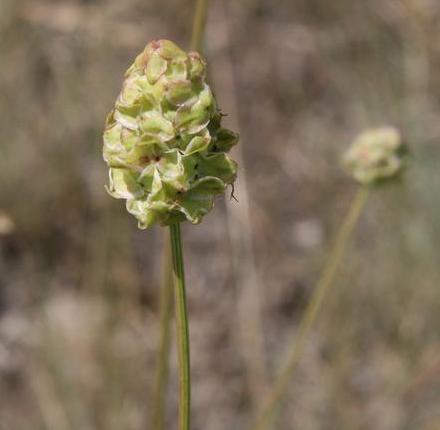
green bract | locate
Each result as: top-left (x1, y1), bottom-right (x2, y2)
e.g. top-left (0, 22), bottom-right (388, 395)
top-left (343, 127), bottom-right (407, 185)
top-left (103, 40), bottom-right (238, 228)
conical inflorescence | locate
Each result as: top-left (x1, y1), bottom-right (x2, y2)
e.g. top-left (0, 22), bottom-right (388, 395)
top-left (103, 40), bottom-right (238, 228)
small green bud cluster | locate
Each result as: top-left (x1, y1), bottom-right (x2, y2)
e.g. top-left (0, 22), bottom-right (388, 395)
top-left (344, 127), bottom-right (407, 185)
top-left (103, 40), bottom-right (238, 228)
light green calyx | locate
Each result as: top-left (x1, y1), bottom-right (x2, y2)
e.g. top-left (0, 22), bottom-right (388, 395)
top-left (343, 126), bottom-right (408, 185)
top-left (103, 40), bottom-right (238, 228)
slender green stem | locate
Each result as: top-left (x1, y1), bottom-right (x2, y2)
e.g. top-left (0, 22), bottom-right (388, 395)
top-left (191, 0), bottom-right (209, 51)
top-left (170, 223), bottom-right (191, 430)
top-left (152, 241), bottom-right (174, 430)
top-left (253, 186), bottom-right (370, 430)
top-left (151, 3), bottom-right (209, 427)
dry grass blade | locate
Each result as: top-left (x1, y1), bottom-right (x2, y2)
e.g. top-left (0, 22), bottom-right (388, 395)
top-left (208, 0), bottom-right (269, 411)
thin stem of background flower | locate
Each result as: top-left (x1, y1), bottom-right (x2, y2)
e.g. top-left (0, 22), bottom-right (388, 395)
top-left (253, 186), bottom-right (370, 430)
top-left (170, 223), bottom-right (191, 430)
top-left (151, 240), bottom-right (174, 430)
top-left (191, 0), bottom-right (209, 51)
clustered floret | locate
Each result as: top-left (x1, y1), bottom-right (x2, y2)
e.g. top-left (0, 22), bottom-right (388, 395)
top-left (344, 126), bottom-right (407, 185)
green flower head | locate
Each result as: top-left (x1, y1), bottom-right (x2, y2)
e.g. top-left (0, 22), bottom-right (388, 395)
top-left (343, 126), bottom-right (408, 185)
top-left (103, 39), bottom-right (238, 228)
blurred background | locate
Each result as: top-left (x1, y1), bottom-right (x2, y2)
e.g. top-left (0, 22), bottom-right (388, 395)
top-left (1, 0), bottom-right (440, 429)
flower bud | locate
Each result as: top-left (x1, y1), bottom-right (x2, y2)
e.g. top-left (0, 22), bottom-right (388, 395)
top-left (103, 40), bottom-right (238, 228)
top-left (343, 127), bottom-right (408, 185)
